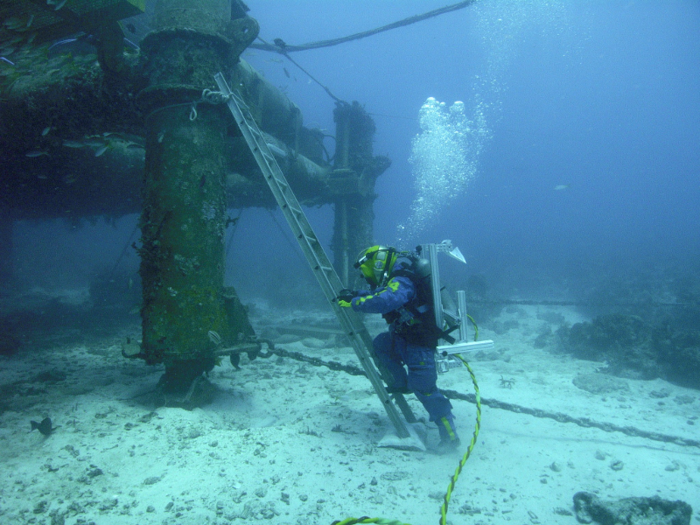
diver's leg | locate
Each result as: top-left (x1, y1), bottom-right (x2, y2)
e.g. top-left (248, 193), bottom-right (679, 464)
top-left (401, 342), bottom-right (459, 450)
top-left (372, 332), bottom-right (408, 391)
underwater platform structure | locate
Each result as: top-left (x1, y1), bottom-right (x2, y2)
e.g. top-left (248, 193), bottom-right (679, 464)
top-left (0, 0), bottom-right (391, 393)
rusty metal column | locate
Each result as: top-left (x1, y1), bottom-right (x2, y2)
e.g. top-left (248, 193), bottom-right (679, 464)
top-left (331, 104), bottom-right (351, 285)
top-left (337, 199), bottom-right (349, 285)
top-left (136, 0), bottom-right (258, 393)
top-left (0, 213), bottom-right (12, 286)
top-left (331, 102), bottom-right (387, 285)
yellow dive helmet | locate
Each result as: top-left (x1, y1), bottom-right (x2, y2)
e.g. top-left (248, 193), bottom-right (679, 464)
top-left (354, 245), bottom-right (397, 287)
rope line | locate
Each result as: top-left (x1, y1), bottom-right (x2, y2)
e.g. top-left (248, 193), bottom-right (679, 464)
top-left (257, 346), bottom-right (700, 449)
top-left (108, 222), bottom-right (139, 279)
top-left (255, 340), bottom-right (699, 525)
top-left (225, 209), bottom-right (243, 257)
top-left (143, 88), bottom-right (231, 123)
top-left (250, 0), bottom-right (478, 53)
top-left (256, 36), bottom-right (346, 103)
top-left (331, 518), bottom-right (410, 525)
top-left (440, 355), bottom-right (481, 524)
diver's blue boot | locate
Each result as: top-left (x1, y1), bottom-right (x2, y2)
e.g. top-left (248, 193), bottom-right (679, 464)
top-left (436, 416), bottom-right (460, 454)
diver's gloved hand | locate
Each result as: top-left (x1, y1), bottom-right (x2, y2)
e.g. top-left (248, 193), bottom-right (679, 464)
top-left (335, 289), bottom-right (358, 307)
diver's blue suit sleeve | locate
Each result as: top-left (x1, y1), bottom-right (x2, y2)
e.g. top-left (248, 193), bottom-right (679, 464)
top-left (350, 276), bottom-right (415, 314)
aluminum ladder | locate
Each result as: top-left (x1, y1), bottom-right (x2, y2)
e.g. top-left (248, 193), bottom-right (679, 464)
top-left (214, 73), bottom-right (416, 439)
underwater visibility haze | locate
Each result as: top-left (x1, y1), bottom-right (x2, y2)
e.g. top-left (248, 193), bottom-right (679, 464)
top-left (8, 0), bottom-right (699, 305)
top-left (1, 1), bottom-right (700, 524)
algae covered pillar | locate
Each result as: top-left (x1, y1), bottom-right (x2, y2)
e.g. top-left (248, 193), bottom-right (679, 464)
top-left (331, 102), bottom-right (390, 285)
top-left (137, 0), bottom-right (258, 392)
top-left (0, 213), bottom-right (12, 287)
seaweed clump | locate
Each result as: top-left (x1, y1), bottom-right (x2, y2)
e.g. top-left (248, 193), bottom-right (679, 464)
top-left (557, 313), bottom-right (700, 389)
top-left (558, 314), bottom-right (656, 379)
top-left (653, 326), bottom-right (700, 389)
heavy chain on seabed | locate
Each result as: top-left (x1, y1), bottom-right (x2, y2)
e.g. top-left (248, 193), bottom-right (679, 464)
top-left (258, 346), bottom-right (368, 376)
top-left (260, 346), bottom-right (700, 449)
top-left (440, 389), bottom-right (700, 449)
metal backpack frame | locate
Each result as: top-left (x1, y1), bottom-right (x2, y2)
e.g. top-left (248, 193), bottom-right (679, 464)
top-left (420, 240), bottom-right (494, 372)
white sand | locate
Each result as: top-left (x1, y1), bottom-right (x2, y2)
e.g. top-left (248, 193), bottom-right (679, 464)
top-left (1, 302), bottom-right (698, 525)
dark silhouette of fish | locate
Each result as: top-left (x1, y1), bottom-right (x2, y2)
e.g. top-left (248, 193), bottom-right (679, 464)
top-left (30, 417), bottom-right (59, 436)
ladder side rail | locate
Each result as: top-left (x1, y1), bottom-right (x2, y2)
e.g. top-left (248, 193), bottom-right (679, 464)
top-left (222, 99), bottom-right (337, 289)
top-left (215, 73), bottom-right (414, 436)
top-left (219, 84), bottom-right (340, 299)
top-left (216, 75), bottom-right (361, 316)
top-left (456, 290), bottom-right (469, 343)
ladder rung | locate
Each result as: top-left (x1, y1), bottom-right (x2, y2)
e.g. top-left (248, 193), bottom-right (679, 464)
top-left (299, 233), bottom-right (313, 241)
top-left (301, 234), bottom-right (319, 245)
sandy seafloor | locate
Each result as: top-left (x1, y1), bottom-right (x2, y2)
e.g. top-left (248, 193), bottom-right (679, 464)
top-left (1, 292), bottom-right (698, 525)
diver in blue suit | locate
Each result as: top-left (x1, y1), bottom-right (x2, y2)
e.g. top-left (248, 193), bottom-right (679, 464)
top-left (336, 245), bottom-right (460, 453)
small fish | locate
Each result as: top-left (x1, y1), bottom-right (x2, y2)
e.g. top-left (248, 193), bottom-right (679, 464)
top-left (157, 131), bottom-right (165, 143)
top-left (62, 174), bottom-right (77, 184)
top-left (26, 150), bottom-right (49, 158)
top-left (54, 0), bottom-right (68, 11)
top-left (30, 417), bottom-right (59, 436)
top-left (94, 145), bottom-right (109, 157)
top-left (62, 140), bottom-right (84, 148)
top-left (283, 67), bottom-right (290, 78)
top-left (49, 37), bottom-right (78, 50)
top-left (208, 330), bottom-right (222, 346)
top-left (267, 57), bottom-right (283, 64)
top-left (125, 22), bottom-right (136, 34)
top-left (554, 184), bottom-right (570, 191)
top-left (124, 38), bottom-right (139, 51)
top-left (41, 126), bottom-right (52, 136)
top-left (26, 14), bottom-right (35, 28)
top-left (4, 18), bottom-right (24, 30)
top-left (0, 57), bottom-right (15, 66)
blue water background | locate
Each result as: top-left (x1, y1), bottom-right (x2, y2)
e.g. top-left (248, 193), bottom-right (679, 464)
top-left (12, 0), bottom-right (700, 310)
top-left (236, 0), bottom-right (700, 305)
